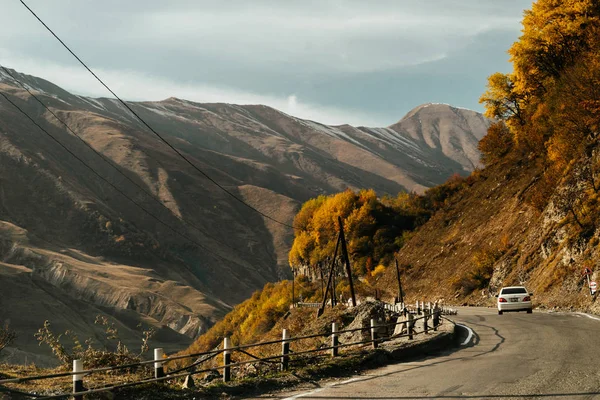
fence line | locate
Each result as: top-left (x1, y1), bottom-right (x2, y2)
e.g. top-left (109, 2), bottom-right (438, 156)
top-left (0, 301), bottom-right (455, 399)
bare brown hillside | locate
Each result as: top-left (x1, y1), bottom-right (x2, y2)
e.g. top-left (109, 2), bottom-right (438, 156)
top-left (0, 68), bottom-right (489, 364)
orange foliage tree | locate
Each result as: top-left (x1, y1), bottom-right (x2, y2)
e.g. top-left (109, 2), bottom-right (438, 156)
top-left (479, 0), bottom-right (600, 212)
top-left (289, 189), bottom-right (421, 276)
top-left (289, 180), bottom-right (472, 277)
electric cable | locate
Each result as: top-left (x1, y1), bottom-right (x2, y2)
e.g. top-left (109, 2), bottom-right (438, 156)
top-left (0, 65), bottom-right (263, 260)
top-left (18, 0), bottom-right (296, 230)
top-left (0, 89), bottom-right (242, 266)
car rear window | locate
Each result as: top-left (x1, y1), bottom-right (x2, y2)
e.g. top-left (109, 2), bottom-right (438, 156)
top-left (501, 288), bottom-right (527, 294)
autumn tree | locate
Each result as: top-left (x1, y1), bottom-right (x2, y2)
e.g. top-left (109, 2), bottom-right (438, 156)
top-left (478, 122), bottom-right (514, 165)
top-left (481, 0), bottom-right (600, 152)
top-left (290, 178), bottom-right (473, 277)
top-left (509, 0), bottom-right (600, 97)
top-left (289, 189), bottom-right (421, 276)
top-left (479, 73), bottom-right (524, 125)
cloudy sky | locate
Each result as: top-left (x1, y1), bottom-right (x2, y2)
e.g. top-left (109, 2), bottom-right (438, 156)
top-left (0, 0), bottom-right (531, 126)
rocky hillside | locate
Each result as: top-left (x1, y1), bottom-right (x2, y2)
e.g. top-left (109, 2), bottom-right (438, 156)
top-left (0, 67), bottom-right (489, 364)
top-left (379, 0), bottom-right (600, 313)
top-left (380, 151), bottom-right (600, 312)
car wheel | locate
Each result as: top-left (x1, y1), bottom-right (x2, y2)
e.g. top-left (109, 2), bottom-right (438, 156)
top-left (527, 309), bottom-right (532, 314)
top-left (498, 310), bottom-right (503, 315)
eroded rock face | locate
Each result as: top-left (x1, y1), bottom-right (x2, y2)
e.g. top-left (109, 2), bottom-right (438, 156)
top-left (35, 261), bottom-right (211, 338)
top-left (0, 226), bottom-right (220, 365)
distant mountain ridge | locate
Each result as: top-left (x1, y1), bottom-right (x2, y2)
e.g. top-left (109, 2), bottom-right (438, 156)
top-left (0, 67), bottom-right (490, 365)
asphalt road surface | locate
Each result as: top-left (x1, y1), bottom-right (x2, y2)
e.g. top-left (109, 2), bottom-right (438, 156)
top-left (249, 307), bottom-right (600, 400)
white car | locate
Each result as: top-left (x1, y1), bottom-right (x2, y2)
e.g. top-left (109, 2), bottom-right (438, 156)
top-left (496, 286), bottom-right (533, 315)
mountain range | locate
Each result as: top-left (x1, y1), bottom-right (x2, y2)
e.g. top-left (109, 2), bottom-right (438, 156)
top-left (0, 68), bottom-right (490, 364)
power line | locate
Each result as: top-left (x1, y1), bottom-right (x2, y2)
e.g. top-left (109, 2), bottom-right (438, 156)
top-left (0, 89), bottom-right (241, 265)
top-left (0, 65), bottom-right (262, 260)
top-left (18, 0), bottom-right (296, 230)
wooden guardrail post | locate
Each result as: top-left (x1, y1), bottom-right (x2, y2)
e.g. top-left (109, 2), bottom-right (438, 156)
top-left (433, 306), bottom-right (440, 331)
top-left (331, 323), bottom-right (339, 357)
top-left (370, 319), bottom-right (378, 349)
top-left (416, 300), bottom-right (420, 315)
top-left (281, 329), bottom-right (290, 371)
top-left (408, 313), bottom-right (414, 340)
top-left (423, 309), bottom-right (429, 334)
top-left (73, 359), bottom-right (84, 400)
top-left (223, 337), bottom-right (231, 382)
top-left (154, 348), bottom-right (165, 379)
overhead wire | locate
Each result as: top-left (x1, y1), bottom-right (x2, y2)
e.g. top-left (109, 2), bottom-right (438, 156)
top-left (18, 0), bottom-right (297, 230)
top-left (0, 89), bottom-right (242, 266)
top-left (0, 65), bottom-right (264, 261)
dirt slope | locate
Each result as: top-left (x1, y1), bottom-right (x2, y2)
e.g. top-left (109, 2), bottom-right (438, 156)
top-left (381, 154), bottom-right (600, 312)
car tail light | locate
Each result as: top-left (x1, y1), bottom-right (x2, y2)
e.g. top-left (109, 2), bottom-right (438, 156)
top-left (498, 297), bottom-right (507, 303)
top-left (522, 296), bottom-right (531, 302)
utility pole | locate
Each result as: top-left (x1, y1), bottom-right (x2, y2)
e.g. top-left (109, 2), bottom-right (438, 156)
top-left (291, 267), bottom-right (295, 307)
top-left (318, 233), bottom-right (341, 317)
top-left (395, 259), bottom-right (404, 304)
top-left (338, 216), bottom-right (357, 307)
top-left (332, 267), bottom-right (337, 307)
top-left (319, 261), bottom-right (325, 300)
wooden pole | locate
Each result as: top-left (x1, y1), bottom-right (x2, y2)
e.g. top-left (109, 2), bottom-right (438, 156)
top-left (338, 216), bottom-right (357, 307)
top-left (223, 338), bottom-right (231, 382)
top-left (317, 233), bottom-right (341, 317)
top-left (154, 348), bottom-right (165, 379)
top-left (73, 359), bottom-right (84, 400)
top-left (291, 268), bottom-right (295, 307)
top-left (319, 261), bottom-right (325, 299)
top-left (370, 319), bottom-right (378, 349)
top-left (281, 329), bottom-right (290, 371)
top-left (332, 264), bottom-right (337, 307)
top-left (395, 259), bottom-right (404, 304)
top-left (331, 322), bottom-right (339, 357)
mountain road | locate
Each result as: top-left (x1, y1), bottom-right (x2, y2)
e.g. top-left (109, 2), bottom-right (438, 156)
top-left (249, 307), bottom-right (600, 399)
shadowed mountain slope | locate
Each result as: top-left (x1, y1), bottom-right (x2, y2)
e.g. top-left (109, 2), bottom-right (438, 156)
top-left (0, 68), bottom-right (489, 364)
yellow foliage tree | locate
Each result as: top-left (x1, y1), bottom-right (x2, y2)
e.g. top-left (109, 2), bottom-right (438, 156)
top-left (289, 189), bottom-right (419, 275)
top-left (481, 0), bottom-right (600, 153)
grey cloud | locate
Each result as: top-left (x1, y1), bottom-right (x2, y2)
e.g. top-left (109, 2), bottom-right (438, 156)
top-left (0, 0), bottom-right (531, 125)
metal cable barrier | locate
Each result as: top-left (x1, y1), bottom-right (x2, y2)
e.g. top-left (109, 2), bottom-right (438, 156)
top-left (0, 302), bottom-right (454, 399)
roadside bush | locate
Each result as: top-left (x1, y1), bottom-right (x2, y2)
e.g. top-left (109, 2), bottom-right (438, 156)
top-left (0, 321), bottom-right (16, 355)
top-left (35, 316), bottom-right (155, 370)
top-left (478, 122), bottom-right (514, 166)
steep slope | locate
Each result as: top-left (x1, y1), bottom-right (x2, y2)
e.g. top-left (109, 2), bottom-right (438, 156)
top-left (380, 154), bottom-right (600, 312)
top-left (0, 68), bottom-right (489, 363)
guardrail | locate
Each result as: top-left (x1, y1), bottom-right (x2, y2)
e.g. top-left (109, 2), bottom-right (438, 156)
top-left (295, 302), bottom-right (321, 308)
top-left (0, 302), bottom-right (454, 399)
